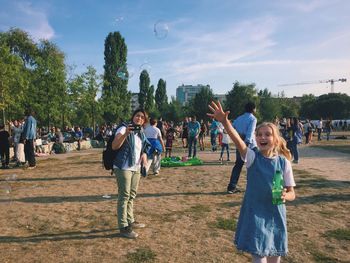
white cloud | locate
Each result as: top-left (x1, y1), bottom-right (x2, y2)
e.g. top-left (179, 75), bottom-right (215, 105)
top-left (0, 1), bottom-right (54, 41)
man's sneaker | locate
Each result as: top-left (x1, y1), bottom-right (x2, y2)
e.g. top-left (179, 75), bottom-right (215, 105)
top-left (227, 188), bottom-right (241, 194)
top-left (292, 160), bottom-right (299, 164)
top-left (129, 221), bottom-right (146, 229)
top-left (120, 226), bottom-right (138, 239)
top-left (27, 165), bottom-right (37, 170)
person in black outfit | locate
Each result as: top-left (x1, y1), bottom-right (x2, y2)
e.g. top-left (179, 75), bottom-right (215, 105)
top-left (0, 123), bottom-right (10, 169)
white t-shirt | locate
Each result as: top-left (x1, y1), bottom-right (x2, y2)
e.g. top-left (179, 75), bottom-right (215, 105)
top-left (144, 125), bottom-right (162, 139)
top-left (222, 133), bottom-right (231, 144)
top-left (243, 148), bottom-right (296, 187)
top-left (114, 126), bottom-right (142, 171)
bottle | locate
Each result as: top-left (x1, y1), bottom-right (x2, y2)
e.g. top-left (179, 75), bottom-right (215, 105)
top-left (272, 170), bottom-right (284, 205)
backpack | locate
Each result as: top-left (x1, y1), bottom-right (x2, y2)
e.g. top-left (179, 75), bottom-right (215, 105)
top-left (102, 122), bottom-right (127, 171)
top-left (102, 135), bottom-right (117, 170)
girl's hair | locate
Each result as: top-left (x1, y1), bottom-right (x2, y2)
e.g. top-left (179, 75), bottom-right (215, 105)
top-left (256, 122), bottom-right (292, 160)
top-left (131, 109), bottom-right (148, 124)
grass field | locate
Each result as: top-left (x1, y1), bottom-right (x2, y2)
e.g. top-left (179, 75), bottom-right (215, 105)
top-left (0, 138), bottom-right (349, 263)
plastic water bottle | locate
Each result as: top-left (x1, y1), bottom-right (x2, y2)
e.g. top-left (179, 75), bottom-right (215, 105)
top-left (272, 170), bottom-right (284, 205)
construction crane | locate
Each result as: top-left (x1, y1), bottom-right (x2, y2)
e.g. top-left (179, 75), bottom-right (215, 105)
top-left (278, 78), bottom-right (347, 93)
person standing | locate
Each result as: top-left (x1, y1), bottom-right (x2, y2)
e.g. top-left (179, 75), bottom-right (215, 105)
top-left (317, 118), bottom-right (323, 141)
top-left (112, 109), bottom-right (151, 239)
top-left (209, 118), bottom-right (219, 152)
top-left (208, 101), bottom-right (296, 263)
top-left (181, 117), bottom-right (189, 148)
top-left (187, 116), bottom-right (201, 158)
top-left (22, 108), bottom-right (37, 169)
top-left (144, 118), bottom-right (165, 175)
top-left (0, 124), bottom-right (10, 169)
top-left (9, 120), bottom-right (23, 162)
top-left (227, 102), bottom-right (257, 194)
top-left (219, 128), bottom-right (231, 162)
top-left (324, 119), bottom-right (333, 141)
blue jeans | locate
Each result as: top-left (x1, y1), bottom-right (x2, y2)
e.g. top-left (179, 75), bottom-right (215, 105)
top-left (220, 143), bottom-right (230, 160)
top-left (210, 133), bottom-right (217, 151)
top-left (290, 139), bottom-right (299, 161)
top-left (188, 136), bottom-right (197, 158)
top-left (227, 149), bottom-right (244, 191)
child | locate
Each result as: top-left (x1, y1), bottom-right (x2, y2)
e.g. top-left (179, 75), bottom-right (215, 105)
top-left (0, 124), bottom-right (10, 169)
top-left (165, 125), bottom-right (176, 157)
top-left (219, 128), bottom-right (231, 162)
top-left (208, 101), bottom-right (296, 263)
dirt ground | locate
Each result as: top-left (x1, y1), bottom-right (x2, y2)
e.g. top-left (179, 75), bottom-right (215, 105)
top-left (0, 138), bottom-right (349, 263)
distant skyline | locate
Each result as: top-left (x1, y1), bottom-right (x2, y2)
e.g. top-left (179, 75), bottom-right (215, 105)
top-left (1, 0), bottom-right (350, 98)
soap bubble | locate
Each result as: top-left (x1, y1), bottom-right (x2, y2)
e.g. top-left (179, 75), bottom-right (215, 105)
top-left (154, 20), bottom-right (169, 39)
top-left (139, 62), bottom-right (152, 74)
top-left (115, 16), bottom-right (124, 23)
top-left (116, 64), bottom-right (135, 80)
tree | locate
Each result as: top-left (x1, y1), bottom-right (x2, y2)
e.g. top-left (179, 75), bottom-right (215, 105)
top-left (188, 86), bottom-right (215, 121)
top-left (225, 82), bottom-right (258, 120)
top-left (257, 88), bottom-right (280, 122)
top-left (155, 78), bottom-right (168, 112)
top-left (163, 96), bottom-right (184, 123)
top-left (101, 32), bottom-right (131, 123)
top-left (145, 84), bottom-right (155, 113)
top-left (138, 69), bottom-right (150, 109)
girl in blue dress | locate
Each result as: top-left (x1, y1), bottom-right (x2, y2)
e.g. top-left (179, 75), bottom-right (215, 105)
top-left (208, 101), bottom-right (296, 263)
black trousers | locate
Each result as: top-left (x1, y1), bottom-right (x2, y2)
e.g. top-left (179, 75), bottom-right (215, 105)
top-left (0, 147), bottom-right (9, 166)
top-left (24, 139), bottom-right (36, 167)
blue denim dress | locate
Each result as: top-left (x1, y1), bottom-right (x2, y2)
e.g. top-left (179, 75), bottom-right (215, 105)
top-left (234, 150), bottom-right (288, 257)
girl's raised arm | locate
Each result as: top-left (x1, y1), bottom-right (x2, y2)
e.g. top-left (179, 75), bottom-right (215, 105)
top-left (207, 101), bottom-right (247, 157)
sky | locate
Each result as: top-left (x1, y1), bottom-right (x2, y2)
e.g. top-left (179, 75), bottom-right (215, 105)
top-left (1, 0), bottom-right (350, 98)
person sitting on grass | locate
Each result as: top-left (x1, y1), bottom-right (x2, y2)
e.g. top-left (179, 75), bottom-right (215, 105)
top-left (208, 101), bottom-right (296, 263)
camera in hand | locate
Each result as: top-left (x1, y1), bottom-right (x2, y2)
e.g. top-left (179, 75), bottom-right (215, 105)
top-left (130, 124), bottom-right (142, 131)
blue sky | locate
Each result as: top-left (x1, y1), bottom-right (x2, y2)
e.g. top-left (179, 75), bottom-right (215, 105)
top-left (1, 0), bottom-right (350, 98)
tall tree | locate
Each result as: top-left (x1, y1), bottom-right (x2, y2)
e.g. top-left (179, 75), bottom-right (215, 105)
top-left (225, 81), bottom-right (258, 120)
top-left (138, 69), bottom-right (150, 109)
top-left (145, 84), bottom-right (155, 113)
top-left (155, 78), bottom-right (168, 111)
top-left (101, 32), bottom-right (131, 123)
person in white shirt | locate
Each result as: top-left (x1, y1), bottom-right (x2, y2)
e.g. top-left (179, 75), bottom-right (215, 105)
top-left (144, 118), bottom-right (165, 175)
top-left (317, 118), bottom-right (323, 141)
top-left (219, 128), bottom-right (231, 162)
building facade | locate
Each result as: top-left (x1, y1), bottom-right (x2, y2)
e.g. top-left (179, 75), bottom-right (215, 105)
top-left (176, 84), bottom-right (211, 105)
top-left (131, 93), bottom-right (140, 112)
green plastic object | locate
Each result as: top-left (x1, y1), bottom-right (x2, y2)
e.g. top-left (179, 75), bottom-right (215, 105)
top-left (272, 170), bottom-right (284, 205)
top-left (161, 156), bottom-right (203, 167)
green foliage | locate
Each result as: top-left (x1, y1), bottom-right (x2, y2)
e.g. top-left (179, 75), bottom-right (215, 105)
top-left (155, 78), bottom-right (168, 112)
top-left (145, 84), bottom-right (155, 113)
top-left (299, 93), bottom-right (350, 119)
top-left (225, 82), bottom-right (258, 120)
top-left (138, 69), bottom-right (150, 109)
top-left (101, 32), bottom-right (130, 123)
top-left (188, 86), bottom-right (215, 122)
top-left (162, 97), bottom-right (184, 122)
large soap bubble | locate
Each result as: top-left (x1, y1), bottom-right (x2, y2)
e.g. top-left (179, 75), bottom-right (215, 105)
top-left (154, 20), bottom-right (169, 39)
top-left (139, 62), bottom-right (152, 74)
top-left (116, 64), bottom-right (135, 80)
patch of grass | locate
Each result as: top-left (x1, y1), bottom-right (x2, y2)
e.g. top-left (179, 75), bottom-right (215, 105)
top-left (324, 228), bottom-right (350, 241)
top-left (310, 250), bottom-right (338, 263)
top-left (126, 247), bottom-right (156, 263)
top-left (214, 217), bottom-right (236, 231)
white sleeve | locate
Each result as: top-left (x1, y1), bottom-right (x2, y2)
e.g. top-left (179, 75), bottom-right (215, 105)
top-left (116, 126), bottom-right (126, 136)
top-left (283, 159), bottom-right (296, 187)
top-left (242, 147), bottom-right (256, 168)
